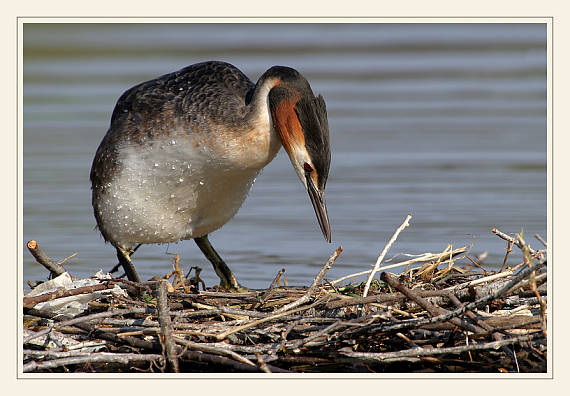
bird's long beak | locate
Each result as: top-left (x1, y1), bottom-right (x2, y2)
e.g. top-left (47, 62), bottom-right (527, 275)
top-left (305, 171), bottom-right (331, 242)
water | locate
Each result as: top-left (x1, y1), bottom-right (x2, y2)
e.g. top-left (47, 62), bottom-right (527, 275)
top-left (23, 23), bottom-right (547, 290)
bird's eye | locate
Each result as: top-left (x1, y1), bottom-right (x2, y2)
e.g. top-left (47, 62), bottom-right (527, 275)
top-left (303, 162), bottom-right (313, 172)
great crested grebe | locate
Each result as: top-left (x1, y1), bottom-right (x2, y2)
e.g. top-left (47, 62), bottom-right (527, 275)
top-left (90, 61), bottom-right (331, 291)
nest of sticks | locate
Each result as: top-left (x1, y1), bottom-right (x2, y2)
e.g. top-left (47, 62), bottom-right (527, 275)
top-left (23, 218), bottom-right (547, 373)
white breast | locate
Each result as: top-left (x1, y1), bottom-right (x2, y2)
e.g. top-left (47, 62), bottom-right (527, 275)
top-left (96, 118), bottom-right (281, 249)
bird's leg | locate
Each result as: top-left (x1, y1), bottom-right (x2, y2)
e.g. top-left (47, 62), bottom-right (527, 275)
top-left (194, 235), bottom-right (246, 292)
top-left (116, 246), bottom-right (142, 283)
top-left (109, 243), bottom-right (141, 274)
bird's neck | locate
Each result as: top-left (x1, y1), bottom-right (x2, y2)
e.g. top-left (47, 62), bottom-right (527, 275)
top-left (218, 76), bottom-right (282, 172)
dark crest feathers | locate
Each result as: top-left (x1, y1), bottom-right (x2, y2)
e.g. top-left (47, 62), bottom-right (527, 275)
top-left (294, 93), bottom-right (331, 190)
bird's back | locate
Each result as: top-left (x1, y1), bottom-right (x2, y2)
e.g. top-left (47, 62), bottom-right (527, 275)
top-left (110, 61), bottom-right (255, 134)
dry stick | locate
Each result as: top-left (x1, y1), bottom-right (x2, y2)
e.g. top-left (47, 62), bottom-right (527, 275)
top-left (273, 246), bottom-right (342, 314)
top-left (465, 256), bottom-right (488, 276)
top-left (380, 272), bottom-right (486, 334)
top-left (23, 352), bottom-right (164, 373)
top-left (526, 265), bottom-right (548, 339)
top-left (500, 240), bottom-right (513, 272)
top-left (297, 260), bottom-right (546, 347)
top-left (330, 246), bottom-right (468, 286)
top-left (155, 280), bottom-right (180, 373)
top-left (340, 333), bottom-right (542, 363)
top-left (446, 293), bottom-right (495, 334)
top-left (446, 292), bottom-right (517, 364)
top-left (492, 228), bottom-right (538, 257)
top-left (324, 288), bottom-right (451, 310)
top-left (255, 353), bottom-right (272, 373)
top-left (534, 234), bottom-right (547, 248)
top-left (443, 270), bottom-right (514, 293)
top-left (172, 336), bottom-right (256, 367)
top-left (268, 268), bottom-right (286, 291)
top-left (26, 307), bottom-right (275, 372)
top-left (23, 348), bottom-right (106, 359)
top-left (363, 214), bottom-right (412, 298)
top-left (23, 283), bottom-right (114, 308)
top-left (215, 296), bottom-right (331, 341)
top-left (189, 304), bottom-right (268, 319)
top-left (368, 258), bottom-right (546, 334)
top-left (285, 320), bottom-right (343, 350)
top-left (23, 307), bottom-right (156, 344)
top-left (26, 240), bottom-right (67, 278)
top-left (259, 268), bottom-right (286, 306)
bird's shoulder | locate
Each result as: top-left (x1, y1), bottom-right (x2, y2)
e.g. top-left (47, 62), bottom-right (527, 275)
top-left (110, 61), bottom-right (255, 125)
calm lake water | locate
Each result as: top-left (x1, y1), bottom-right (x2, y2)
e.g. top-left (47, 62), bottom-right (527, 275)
top-left (23, 23), bottom-right (547, 290)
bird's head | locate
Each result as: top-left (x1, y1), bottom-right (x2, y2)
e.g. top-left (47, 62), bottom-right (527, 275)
top-left (265, 66), bottom-right (331, 242)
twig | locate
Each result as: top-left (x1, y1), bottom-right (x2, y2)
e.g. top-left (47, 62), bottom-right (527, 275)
top-left (363, 214), bottom-right (412, 298)
top-left (259, 268), bottom-right (286, 306)
top-left (324, 288), bottom-right (450, 310)
top-left (444, 270), bottom-right (514, 292)
top-left (340, 333), bottom-right (542, 362)
top-left (285, 320), bottom-right (343, 350)
top-left (273, 247), bottom-right (342, 314)
top-left (155, 280), bottom-right (179, 373)
top-left (492, 228), bottom-right (538, 257)
top-left (534, 234), bottom-right (547, 248)
top-left (26, 240), bottom-right (67, 278)
top-left (268, 268), bottom-right (286, 291)
top-left (215, 296), bottom-right (330, 341)
top-left (380, 272), bottom-right (485, 334)
top-left (465, 256), bottom-right (487, 276)
top-left (26, 305), bottom-right (277, 372)
top-left (330, 246), bottom-right (467, 285)
top-left (366, 258), bottom-right (546, 335)
top-left (23, 307), bottom-right (154, 344)
top-left (23, 283), bottom-right (113, 308)
top-left (173, 336), bottom-right (256, 367)
top-left (23, 352), bottom-right (164, 372)
top-left (528, 270), bottom-right (547, 338)
top-left (255, 353), bottom-right (272, 373)
top-left (500, 240), bottom-right (513, 272)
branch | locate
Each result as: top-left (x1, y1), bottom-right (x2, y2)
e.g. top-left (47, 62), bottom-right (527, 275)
top-left (23, 352), bottom-right (164, 372)
top-left (273, 246), bottom-right (342, 314)
top-left (155, 280), bottom-right (179, 373)
top-left (23, 282), bottom-right (113, 309)
top-left (363, 214), bottom-right (412, 298)
top-left (26, 240), bottom-right (67, 278)
top-left (380, 272), bottom-right (485, 334)
top-left (340, 333), bottom-right (543, 362)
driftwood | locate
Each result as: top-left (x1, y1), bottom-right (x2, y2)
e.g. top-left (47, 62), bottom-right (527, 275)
top-left (22, 226), bottom-right (547, 373)
top-left (26, 240), bottom-right (67, 278)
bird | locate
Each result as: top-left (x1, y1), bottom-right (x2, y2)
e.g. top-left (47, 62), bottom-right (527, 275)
top-left (90, 60), bottom-right (331, 291)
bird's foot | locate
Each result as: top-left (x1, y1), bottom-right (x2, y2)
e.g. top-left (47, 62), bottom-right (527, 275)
top-left (214, 281), bottom-right (249, 293)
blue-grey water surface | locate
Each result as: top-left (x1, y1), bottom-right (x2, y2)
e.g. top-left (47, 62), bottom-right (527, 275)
top-left (23, 23), bottom-right (547, 290)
